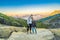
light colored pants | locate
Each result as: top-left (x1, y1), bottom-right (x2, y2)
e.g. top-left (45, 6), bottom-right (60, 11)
top-left (31, 27), bottom-right (37, 34)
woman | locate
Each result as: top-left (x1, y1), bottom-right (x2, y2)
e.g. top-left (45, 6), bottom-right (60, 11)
top-left (31, 20), bottom-right (37, 34)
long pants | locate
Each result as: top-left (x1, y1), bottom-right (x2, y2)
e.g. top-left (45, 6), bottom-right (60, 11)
top-left (27, 24), bottom-right (32, 33)
top-left (31, 27), bottom-right (37, 34)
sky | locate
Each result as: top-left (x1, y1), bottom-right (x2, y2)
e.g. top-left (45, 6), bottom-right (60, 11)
top-left (0, 0), bottom-right (60, 16)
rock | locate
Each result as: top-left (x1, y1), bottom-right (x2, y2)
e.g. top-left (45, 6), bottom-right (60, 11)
top-left (8, 29), bottom-right (54, 40)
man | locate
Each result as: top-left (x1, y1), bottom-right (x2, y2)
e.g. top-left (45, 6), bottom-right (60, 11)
top-left (27, 15), bottom-right (33, 34)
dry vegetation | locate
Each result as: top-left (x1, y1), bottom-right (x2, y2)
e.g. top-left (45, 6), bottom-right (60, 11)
top-left (49, 28), bottom-right (60, 36)
top-left (0, 26), bottom-right (26, 38)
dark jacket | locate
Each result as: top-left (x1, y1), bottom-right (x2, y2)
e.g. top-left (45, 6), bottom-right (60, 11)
top-left (32, 21), bottom-right (36, 27)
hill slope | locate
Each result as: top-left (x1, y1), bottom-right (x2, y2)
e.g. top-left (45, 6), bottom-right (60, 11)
top-left (0, 13), bottom-right (27, 27)
top-left (38, 14), bottom-right (60, 28)
top-left (50, 10), bottom-right (60, 16)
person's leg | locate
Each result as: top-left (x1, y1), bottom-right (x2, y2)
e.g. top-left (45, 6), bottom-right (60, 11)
top-left (35, 27), bottom-right (37, 34)
top-left (27, 25), bottom-right (29, 34)
top-left (32, 27), bottom-right (34, 34)
top-left (30, 24), bottom-right (32, 34)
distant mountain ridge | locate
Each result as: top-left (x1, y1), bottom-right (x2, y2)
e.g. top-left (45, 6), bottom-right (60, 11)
top-left (38, 10), bottom-right (60, 22)
top-left (50, 10), bottom-right (60, 16)
top-left (21, 14), bottom-right (43, 20)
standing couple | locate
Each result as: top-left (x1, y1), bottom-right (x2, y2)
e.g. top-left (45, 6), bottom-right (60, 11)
top-left (27, 15), bottom-right (37, 34)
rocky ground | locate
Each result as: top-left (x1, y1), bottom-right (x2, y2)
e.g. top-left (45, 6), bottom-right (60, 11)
top-left (8, 29), bottom-right (54, 40)
top-left (0, 29), bottom-right (60, 40)
top-left (53, 35), bottom-right (60, 40)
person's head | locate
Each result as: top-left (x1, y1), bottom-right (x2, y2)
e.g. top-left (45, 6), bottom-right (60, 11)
top-left (30, 14), bottom-right (33, 17)
top-left (31, 14), bottom-right (33, 16)
top-left (28, 14), bottom-right (33, 19)
top-left (30, 14), bottom-right (33, 19)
